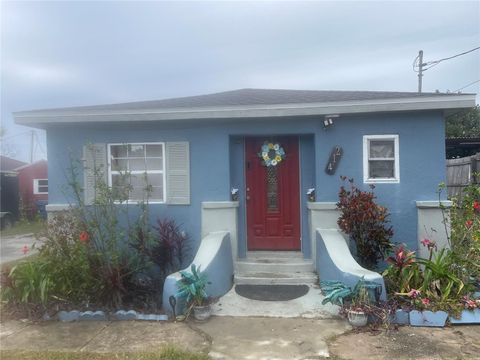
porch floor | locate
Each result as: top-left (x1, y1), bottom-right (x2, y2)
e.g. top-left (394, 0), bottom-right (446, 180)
top-left (211, 284), bottom-right (340, 318)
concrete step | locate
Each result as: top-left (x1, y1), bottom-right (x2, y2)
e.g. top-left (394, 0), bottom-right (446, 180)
top-left (234, 271), bottom-right (318, 285)
top-left (236, 259), bottom-right (314, 273)
top-left (246, 251), bottom-right (304, 259)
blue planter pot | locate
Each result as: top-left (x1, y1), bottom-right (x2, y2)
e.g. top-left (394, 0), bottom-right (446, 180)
top-left (449, 309), bottom-right (480, 324)
top-left (392, 309), bottom-right (410, 325)
top-left (409, 310), bottom-right (448, 327)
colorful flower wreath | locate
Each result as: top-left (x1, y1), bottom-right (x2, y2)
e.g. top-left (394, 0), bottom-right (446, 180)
top-left (259, 142), bottom-right (286, 167)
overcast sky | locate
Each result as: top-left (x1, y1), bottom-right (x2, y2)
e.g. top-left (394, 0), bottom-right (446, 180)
top-left (1, 1), bottom-right (479, 162)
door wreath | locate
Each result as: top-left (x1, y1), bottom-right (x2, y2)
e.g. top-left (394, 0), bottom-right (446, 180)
top-left (258, 142), bottom-right (286, 167)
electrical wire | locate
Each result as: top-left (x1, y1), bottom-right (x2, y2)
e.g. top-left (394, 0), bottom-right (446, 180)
top-left (413, 46), bottom-right (480, 72)
top-left (454, 79), bottom-right (480, 92)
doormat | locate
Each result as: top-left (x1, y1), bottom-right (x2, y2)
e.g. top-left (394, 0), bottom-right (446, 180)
top-left (235, 284), bottom-right (309, 301)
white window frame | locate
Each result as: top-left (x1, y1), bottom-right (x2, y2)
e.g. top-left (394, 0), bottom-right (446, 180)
top-left (33, 179), bottom-right (48, 194)
top-left (107, 142), bottom-right (166, 204)
top-left (363, 135), bottom-right (400, 184)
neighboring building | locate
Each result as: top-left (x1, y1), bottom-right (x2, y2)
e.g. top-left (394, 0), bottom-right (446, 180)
top-left (14, 89), bottom-right (476, 297)
top-left (15, 160), bottom-right (48, 219)
top-left (446, 137), bottom-right (480, 159)
top-left (0, 156), bottom-right (26, 228)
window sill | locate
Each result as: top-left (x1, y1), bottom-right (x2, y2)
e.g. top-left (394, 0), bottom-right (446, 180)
top-left (364, 178), bottom-right (400, 184)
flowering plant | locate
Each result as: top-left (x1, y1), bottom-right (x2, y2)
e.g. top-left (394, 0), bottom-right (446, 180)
top-left (461, 295), bottom-right (480, 310)
top-left (306, 188), bottom-right (315, 202)
top-left (258, 142), bottom-right (286, 167)
top-left (337, 177), bottom-right (393, 269)
top-left (231, 188), bottom-right (239, 201)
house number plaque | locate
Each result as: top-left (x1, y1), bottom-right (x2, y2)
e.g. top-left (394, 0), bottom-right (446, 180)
top-left (325, 146), bottom-right (343, 175)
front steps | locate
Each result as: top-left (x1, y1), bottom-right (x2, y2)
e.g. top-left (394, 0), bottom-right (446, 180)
top-left (234, 251), bottom-right (318, 285)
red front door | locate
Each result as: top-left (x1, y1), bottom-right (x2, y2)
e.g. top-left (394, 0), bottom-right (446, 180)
top-left (245, 136), bottom-right (301, 250)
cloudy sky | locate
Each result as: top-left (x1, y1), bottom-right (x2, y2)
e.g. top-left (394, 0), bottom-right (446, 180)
top-left (1, 1), bottom-right (479, 162)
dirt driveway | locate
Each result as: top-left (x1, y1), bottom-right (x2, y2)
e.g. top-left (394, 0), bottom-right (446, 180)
top-left (328, 325), bottom-right (480, 360)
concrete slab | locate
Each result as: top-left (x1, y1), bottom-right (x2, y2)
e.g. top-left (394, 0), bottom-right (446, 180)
top-left (0, 320), bottom-right (30, 340)
top-left (0, 321), bottom-right (108, 351)
top-left (212, 285), bottom-right (340, 318)
top-left (82, 321), bottom-right (210, 354)
top-left (195, 316), bottom-right (350, 360)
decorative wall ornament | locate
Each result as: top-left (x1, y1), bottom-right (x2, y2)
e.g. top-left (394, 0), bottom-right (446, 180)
top-left (258, 142), bottom-right (286, 167)
top-left (325, 146), bottom-right (343, 175)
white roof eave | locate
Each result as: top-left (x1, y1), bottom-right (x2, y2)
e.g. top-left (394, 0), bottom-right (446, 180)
top-left (13, 94), bottom-right (477, 127)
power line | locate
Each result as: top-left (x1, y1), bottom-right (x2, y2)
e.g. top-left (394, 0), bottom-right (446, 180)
top-left (424, 46), bottom-right (480, 66)
top-left (454, 79), bottom-right (480, 92)
top-left (413, 46), bottom-right (480, 73)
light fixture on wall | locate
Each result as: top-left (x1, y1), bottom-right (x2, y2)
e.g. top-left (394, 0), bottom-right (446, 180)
top-left (323, 114), bottom-right (339, 129)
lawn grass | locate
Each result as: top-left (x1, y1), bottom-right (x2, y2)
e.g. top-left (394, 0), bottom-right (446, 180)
top-left (1, 220), bottom-right (46, 237)
top-left (0, 347), bottom-right (210, 360)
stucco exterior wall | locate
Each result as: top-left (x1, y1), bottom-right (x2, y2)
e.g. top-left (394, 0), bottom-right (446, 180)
top-left (46, 110), bottom-right (445, 254)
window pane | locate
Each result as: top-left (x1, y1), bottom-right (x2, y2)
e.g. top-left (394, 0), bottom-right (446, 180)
top-left (38, 180), bottom-right (48, 186)
top-left (146, 144), bottom-right (162, 157)
top-left (111, 145), bottom-right (127, 158)
top-left (150, 186), bottom-right (164, 201)
top-left (129, 174), bottom-right (147, 188)
top-left (38, 186), bottom-right (48, 193)
top-left (370, 140), bottom-right (394, 159)
top-left (369, 160), bottom-right (394, 178)
top-left (111, 158), bottom-right (128, 171)
top-left (146, 158), bottom-right (163, 171)
top-left (129, 187), bottom-right (144, 201)
top-left (128, 144), bottom-right (145, 157)
top-left (146, 174), bottom-right (163, 187)
top-left (129, 158), bottom-right (146, 171)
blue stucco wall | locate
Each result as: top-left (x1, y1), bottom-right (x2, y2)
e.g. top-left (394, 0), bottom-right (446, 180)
top-left (46, 110), bottom-right (445, 255)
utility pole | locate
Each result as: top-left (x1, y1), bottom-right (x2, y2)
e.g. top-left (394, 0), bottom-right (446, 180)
top-left (30, 130), bottom-right (34, 163)
top-left (417, 50), bottom-right (424, 93)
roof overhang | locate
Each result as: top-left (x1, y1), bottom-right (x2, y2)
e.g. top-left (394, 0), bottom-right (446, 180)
top-left (14, 94), bottom-right (476, 128)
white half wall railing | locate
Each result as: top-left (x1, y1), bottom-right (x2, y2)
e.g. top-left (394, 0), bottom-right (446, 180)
top-left (416, 200), bottom-right (452, 259)
top-left (162, 230), bottom-right (234, 317)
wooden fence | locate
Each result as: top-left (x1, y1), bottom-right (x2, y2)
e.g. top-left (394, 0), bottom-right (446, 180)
top-left (446, 153), bottom-right (480, 198)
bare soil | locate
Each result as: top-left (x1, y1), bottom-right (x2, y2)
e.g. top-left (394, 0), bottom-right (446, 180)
top-left (328, 325), bottom-right (480, 360)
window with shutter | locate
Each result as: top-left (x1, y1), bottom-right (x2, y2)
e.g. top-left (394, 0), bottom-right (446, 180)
top-left (90, 141), bottom-right (191, 205)
top-left (363, 135), bottom-right (400, 183)
top-left (166, 142), bottom-right (190, 205)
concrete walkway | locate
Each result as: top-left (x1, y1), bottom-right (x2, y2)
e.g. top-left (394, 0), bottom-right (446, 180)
top-left (0, 317), bottom-right (350, 359)
top-left (0, 234), bottom-right (41, 265)
top-left (213, 285), bottom-right (339, 318)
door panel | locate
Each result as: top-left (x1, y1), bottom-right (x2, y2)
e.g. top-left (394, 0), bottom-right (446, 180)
top-left (245, 136), bottom-right (301, 250)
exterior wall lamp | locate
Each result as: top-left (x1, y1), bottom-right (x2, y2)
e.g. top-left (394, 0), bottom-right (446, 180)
top-left (323, 114), bottom-right (339, 129)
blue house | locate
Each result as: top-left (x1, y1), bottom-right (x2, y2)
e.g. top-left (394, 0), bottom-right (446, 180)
top-left (14, 89), bottom-right (476, 309)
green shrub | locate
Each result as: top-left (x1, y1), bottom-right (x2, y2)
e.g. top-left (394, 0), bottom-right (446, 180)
top-left (2, 259), bottom-right (53, 306)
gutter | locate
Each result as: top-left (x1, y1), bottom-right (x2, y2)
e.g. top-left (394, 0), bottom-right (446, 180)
top-left (14, 94), bottom-right (476, 127)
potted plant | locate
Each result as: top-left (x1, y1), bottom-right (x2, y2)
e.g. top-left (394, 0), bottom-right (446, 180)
top-left (176, 264), bottom-right (211, 321)
top-left (320, 278), bottom-right (381, 327)
top-left (346, 284), bottom-right (371, 327)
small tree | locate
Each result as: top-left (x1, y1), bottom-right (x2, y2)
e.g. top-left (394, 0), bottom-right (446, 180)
top-left (337, 177), bottom-right (393, 270)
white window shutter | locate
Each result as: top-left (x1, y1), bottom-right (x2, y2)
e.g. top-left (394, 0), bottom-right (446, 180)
top-left (83, 143), bottom-right (107, 205)
top-left (166, 142), bottom-right (190, 205)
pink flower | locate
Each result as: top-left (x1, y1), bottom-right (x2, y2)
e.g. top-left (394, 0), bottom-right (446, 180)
top-left (79, 231), bottom-right (90, 244)
top-left (474, 201), bottom-right (480, 212)
top-left (407, 289), bottom-right (421, 298)
top-left (420, 238), bottom-right (437, 250)
top-left (22, 245), bottom-right (29, 255)
top-left (465, 220), bottom-right (473, 229)
top-left (421, 298), bottom-right (430, 305)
